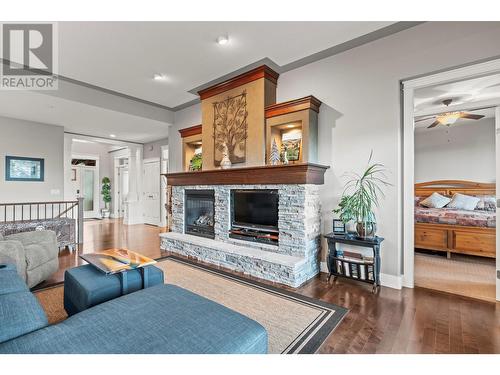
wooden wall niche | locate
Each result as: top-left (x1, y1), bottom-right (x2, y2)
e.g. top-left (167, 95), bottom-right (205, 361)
top-left (179, 125), bottom-right (203, 172)
top-left (265, 96), bottom-right (321, 164)
top-left (198, 65), bottom-right (278, 170)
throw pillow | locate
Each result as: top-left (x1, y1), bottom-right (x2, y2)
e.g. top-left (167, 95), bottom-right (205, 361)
top-left (475, 196), bottom-right (496, 212)
top-left (447, 193), bottom-right (480, 211)
top-left (419, 192), bottom-right (451, 208)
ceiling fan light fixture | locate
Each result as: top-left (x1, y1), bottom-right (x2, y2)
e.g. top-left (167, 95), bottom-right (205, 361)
top-left (437, 112), bottom-right (461, 125)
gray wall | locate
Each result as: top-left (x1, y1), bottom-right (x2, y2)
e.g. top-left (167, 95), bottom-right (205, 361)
top-left (169, 103), bottom-right (202, 172)
top-left (143, 137), bottom-right (169, 160)
top-left (415, 118), bottom-right (495, 183)
top-left (0, 116), bottom-right (64, 203)
top-left (168, 21), bottom-right (500, 279)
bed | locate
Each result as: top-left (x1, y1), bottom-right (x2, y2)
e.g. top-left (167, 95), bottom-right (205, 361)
top-left (414, 180), bottom-right (496, 258)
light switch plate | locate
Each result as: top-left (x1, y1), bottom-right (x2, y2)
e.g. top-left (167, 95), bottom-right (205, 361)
top-left (50, 189), bottom-right (60, 195)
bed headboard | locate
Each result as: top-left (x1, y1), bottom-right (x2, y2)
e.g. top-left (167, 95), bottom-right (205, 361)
top-left (415, 180), bottom-right (496, 197)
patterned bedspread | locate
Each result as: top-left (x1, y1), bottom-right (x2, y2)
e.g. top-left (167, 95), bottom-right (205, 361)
top-left (414, 206), bottom-right (496, 228)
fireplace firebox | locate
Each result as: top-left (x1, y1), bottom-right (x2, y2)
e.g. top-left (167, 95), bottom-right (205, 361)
top-left (185, 190), bottom-right (215, 239)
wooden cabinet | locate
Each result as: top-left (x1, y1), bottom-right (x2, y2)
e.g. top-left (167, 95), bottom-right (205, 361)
top-left (415, 222), bottom-right (495, 258)
top-left (415, 226), bottom-right (448, 251)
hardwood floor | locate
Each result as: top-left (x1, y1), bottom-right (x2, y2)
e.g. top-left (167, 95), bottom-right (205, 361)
top-left (38, 219), bottom-right (500, 353)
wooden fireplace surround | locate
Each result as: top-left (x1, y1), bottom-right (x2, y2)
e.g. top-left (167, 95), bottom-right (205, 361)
top-left (163, 163), bottom-right (329, 186)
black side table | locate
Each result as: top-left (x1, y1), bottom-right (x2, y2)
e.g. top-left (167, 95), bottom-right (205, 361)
top-left (324, 233), bottom-right (384, 293)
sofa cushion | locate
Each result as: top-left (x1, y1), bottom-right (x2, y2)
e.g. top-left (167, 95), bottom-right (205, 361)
top-left (0, 240), bottom-right (26, 281)
top-left (0, 265), bottom-right (28, 295)
top-left (0, 284), bottom-right (268, 354)
top-left (6, 231), bottom-right (57, 271)
top-left (64, 264), bottom-right (164, 315)
top-left (0, 267), bottom-right (48, 344)
top-left (26, 257), bottom-right (59, 289)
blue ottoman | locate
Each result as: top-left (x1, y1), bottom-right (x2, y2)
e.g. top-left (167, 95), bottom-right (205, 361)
top-left (64, 264), bottom-right (164, 316)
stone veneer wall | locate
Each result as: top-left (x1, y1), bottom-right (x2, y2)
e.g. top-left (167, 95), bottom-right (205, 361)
top-left (166, 184), bottom-right (322, 286)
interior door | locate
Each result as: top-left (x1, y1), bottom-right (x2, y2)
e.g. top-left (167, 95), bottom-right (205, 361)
top-left (496, 107), bottom-right (500, 301)
top-left (143, 160), bottom-right (160, 225)
top-left (118, 167), bottom-right (129, 218)
top-left (73, 165), bottom-right (99, 219)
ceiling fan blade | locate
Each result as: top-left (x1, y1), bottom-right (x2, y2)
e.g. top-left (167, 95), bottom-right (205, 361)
top-left (460, 113), bottom-right (485, 120)
top-left (427, 121), bottom-right (440, 129)
top-left (415, 116), bottom-right (436, 122)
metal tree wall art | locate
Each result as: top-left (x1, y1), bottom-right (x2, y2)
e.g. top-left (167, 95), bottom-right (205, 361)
top-left (213, 91), bottom-right (248, 165)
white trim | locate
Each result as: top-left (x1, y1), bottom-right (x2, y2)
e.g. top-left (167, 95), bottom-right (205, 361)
top-left (402, 57), bottom-right (500, 291)
top-left (320, 261), bottom-right (328, 273)
top-left (380, 273), bottom-right (403, 290)
top-left (403, 58), bottom-right (500, 89)
top-left (143, 157), bottom-right (161, 164)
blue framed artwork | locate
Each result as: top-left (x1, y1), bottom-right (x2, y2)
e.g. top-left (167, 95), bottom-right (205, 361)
top-left (5, 156), bottom-right (45, 182)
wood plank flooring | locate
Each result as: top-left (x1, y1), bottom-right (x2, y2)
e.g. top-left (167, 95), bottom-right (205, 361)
top-left (37, 219), bottom-right (500, 354)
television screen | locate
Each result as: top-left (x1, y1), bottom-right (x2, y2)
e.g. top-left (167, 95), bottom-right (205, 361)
top-left (231, 190), bottom-right (279, 230)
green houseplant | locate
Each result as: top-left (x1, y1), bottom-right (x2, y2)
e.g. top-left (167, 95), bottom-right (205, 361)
top-left (101, 176), bottom-right (112, 218)
top-left (333, 152), bottom-right (390, 238)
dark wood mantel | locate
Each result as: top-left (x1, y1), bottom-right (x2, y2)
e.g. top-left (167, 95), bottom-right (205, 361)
top-left (163, 163), bottom-right (330, 186)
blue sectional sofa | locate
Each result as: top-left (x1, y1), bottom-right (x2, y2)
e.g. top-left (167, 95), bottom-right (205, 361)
top-left (0, 259), bottom-right (268, 354)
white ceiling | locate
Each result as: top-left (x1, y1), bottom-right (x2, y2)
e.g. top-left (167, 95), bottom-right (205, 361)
top-left (58, 22), bottom-right (394, 108)
top-left (0, 90), bottom-right (169, 143)
top-left (414, 73), bottom-right (500, 114)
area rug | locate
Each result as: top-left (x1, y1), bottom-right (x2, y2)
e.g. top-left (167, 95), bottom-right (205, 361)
top-left (415, 252), bottom-right (496, 302)
top-left (35, 256), bottom-right (347, 354)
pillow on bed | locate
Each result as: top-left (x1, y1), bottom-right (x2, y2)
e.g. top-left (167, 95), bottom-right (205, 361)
top-left (475, 196), bottom-right (496, 212)
top-left (447, 193), bottom-right (480, 211)
top-left (419, 192), bottom-right (451, 208)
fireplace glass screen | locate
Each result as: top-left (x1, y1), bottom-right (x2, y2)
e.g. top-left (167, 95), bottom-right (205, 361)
top-left (185, 190), bottom-right (215, 239)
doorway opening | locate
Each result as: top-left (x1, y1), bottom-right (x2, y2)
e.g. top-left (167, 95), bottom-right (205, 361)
top-left (402, 59), bottom-right (500, 302)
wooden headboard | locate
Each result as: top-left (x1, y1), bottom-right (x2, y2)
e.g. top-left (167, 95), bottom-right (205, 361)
top-left (415, 180), bottom-right (496, 197)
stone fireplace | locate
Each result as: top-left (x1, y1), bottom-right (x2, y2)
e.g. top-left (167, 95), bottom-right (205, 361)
top-left (184, 190), bottom-right (215, 239)
top-left (160, 164), bottom-right (328, 287)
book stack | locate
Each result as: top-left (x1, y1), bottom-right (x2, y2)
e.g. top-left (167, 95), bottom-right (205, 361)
top-left (334, 250), bottom-right (375, 282)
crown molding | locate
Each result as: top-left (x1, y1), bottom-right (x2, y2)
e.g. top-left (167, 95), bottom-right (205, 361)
top-left (197, 65), bottom-right (279, 100)
top-left (265, 96), bottom-right (322, 119)
top-left (178, 124), bottom-right (202, 138)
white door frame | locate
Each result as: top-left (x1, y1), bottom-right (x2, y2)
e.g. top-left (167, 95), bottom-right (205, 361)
top-left (160, 145), bottom-right (169, 228)
top-left (402, 58), bottom-right (500, 292)
top-left (71, 153), bottom-right (100, 219)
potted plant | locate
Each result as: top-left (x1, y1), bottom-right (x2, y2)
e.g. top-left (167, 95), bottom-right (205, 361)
top-left (101, 177), bottom-right (112, 218)
top-left (333, 152), bottom-right (390, 238)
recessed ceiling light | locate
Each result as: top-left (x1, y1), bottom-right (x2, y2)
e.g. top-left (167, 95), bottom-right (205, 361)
top-left (216, 35), bottom-right (229, 45)
top-left (153, 73), bottom-right (167, 81)
top-left (109, 134), bottom-right (116, 138)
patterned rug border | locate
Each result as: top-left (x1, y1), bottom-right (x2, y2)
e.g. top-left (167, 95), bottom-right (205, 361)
top-left (159, 255), bottom-right (348, 354)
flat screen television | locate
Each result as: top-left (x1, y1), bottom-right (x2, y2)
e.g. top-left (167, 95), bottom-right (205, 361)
top-left (231, 189), bottom-right (279, 232)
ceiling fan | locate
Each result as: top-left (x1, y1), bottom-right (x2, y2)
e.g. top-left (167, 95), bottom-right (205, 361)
top-left (415, 99), bottom-right (485, 128)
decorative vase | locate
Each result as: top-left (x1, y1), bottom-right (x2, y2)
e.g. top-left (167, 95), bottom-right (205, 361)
top-left (356, 221), bottom-right (377, 239)
top-left (220, 143), bottom-right (232, 169)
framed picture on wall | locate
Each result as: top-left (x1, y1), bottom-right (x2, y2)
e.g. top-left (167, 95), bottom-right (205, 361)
top-left (5, 156), bottom-right (45, 182)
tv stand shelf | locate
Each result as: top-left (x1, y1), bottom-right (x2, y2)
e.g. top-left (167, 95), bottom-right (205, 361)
top-left (229, 228), bottom-right (279, 245)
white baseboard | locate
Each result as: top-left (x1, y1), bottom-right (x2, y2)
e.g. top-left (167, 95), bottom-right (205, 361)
top-left (380, 273), bottom-right (403, 290)
top-left (320, 261), bottom-right (328, 273)
top-left (319, 261), bottom-right (402, 290)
